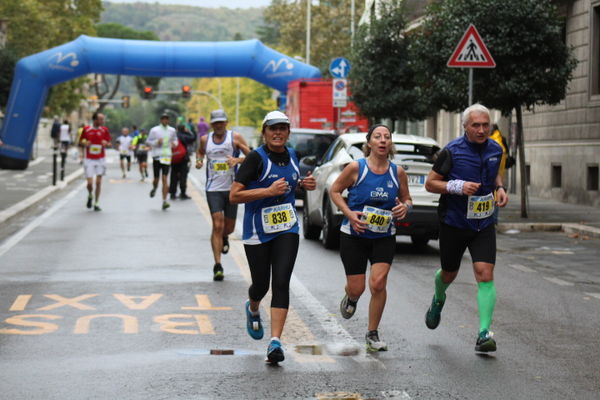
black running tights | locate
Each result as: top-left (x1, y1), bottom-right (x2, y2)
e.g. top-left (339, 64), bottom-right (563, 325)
top-left (244, 233), bottom-right (299, 309)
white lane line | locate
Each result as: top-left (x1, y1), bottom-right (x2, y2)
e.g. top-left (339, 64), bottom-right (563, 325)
top-left (0, 183), bottom-right (85, 258)
top-left (508, 264), bottom-right (535, 273)
top-left (543, 277), bottom-right (574, 286)
top-left (584, 292), bottom-right (600, 300)
top-left (29, 157), bottom-right (46, 167)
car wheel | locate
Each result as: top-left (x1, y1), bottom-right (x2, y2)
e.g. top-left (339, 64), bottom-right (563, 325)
top-left (410, 235), bottom-right (429, 248)
top-left (322, 199), bottom-right (340, 249)
top-left (302, 201), bottom-right (321, 240)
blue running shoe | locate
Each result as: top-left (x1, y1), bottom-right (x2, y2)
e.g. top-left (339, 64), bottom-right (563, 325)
top-left (245, 300), bottom-right (263, 340)
top-left (266, 339), bottom-right (284, 363)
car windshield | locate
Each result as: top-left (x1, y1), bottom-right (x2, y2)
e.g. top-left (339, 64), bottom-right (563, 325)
top-left (287, 133), bottom-right (335, 160)
top-left (349, 142), bottom-right (440, 163)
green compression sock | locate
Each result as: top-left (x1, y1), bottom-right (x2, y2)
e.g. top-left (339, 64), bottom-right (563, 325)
top-left (434, 269), bottom-right (450, 303)
top-left (477, 281), bottom-right (497, 333)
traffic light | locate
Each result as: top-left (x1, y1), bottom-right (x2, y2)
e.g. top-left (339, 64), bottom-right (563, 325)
top-left (121, 95), bottom-right (130, 108)
top-left (181, 85), bottom-right (191, 98)
top-left (142, 86), bottom-right (154, 99)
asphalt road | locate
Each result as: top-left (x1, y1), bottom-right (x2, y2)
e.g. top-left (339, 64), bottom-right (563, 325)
top-left (0, 164), bottom-right (599, 400)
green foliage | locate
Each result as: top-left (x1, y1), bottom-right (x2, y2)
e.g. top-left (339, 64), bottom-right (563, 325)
top-left (260, 0), bottom-right (364, 73)
top-left (411, 0), bottom-right (578, 115)
top-left (0, 48), bottom-right (19, 108)
top-left (96, 22), bottom-right (159, 40)
top-left (100, 2), bottom-right (264, 42)
top-left (0, 0), bottom-right (102, 114)
top-left (349, 0), bottom-right (429, 121)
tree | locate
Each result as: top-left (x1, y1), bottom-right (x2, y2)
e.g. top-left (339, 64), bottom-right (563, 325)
top-left (0, 0), bottom-right (103, 115)
top-left (0, 48), bottom-right (19, 109)
top-left (259, 0), bottom-right (364, 73)
top-left (411, 0), bottom-right (577, 217)
top-left (349, 0), bottom-right (429, 123)
top-left (94, 23), bottom-right (161, 113)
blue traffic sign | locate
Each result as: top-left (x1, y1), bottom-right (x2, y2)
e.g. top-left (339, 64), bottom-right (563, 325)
top-left (329, 57), bottom-right (351, 78)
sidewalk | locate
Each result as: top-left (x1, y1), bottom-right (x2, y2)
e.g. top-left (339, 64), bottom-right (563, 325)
top-left (499, 193), bottom-right (600, 239)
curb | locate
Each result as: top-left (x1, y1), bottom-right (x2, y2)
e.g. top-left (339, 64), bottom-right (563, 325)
top-left (0, 169), bottom-right (84, 225)
top-left (498, 222), bottom-right (600, 239)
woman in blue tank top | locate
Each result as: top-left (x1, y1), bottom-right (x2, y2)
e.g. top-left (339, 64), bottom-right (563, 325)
top-left (330, 124), bottom-right (413, 352)
top-left (230, 111), bottom-right (316, 364)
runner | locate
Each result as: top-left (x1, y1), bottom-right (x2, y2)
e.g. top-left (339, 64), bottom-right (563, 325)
top-left (147, 113), bottom-right (178, 210)
top-left (230, 110), bottom-right (316, 364)
top-left (423, 103), bottom-right (508, 353)
top-left (79, 112), bottom-right (112, 212)
top-left (195, 109), bottom-right (250, 281)
top-left (116, 127), bottom-right (133, 178)
top-left (132, 128), bottom-right (150, 181)
top-left (330, 124), bottom-right (412, 352)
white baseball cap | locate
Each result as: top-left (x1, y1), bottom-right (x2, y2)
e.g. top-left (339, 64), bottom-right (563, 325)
top-left (262, 111), bottom-right (290, 126)
top-left (210, 109), bottom-right (228, 123)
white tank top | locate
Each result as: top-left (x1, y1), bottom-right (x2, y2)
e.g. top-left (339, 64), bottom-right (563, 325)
top-left (205, 130), bottom-right (236, 192)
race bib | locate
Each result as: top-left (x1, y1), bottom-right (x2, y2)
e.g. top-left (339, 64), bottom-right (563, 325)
top-left (159, 156), bottom-right (172, 165)
top-left (261, 203), bottom-right (297, 234)
top-left (120, 149), bottom-right (129, 155)
top-left (89, 144), bottom-right (102, 155)
top-left (210, 159), bottom-right (230, 173)
top-left (361, 205), bottom-right (393, 233)
top-left (467, 193), bottom-right (495, 219)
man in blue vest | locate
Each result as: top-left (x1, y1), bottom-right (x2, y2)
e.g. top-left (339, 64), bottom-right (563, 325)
top-left (423, 103), bottom-right (508, 353)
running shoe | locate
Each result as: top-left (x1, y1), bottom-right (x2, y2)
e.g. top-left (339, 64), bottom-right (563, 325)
top-left (213, 263), bottom-right (224, 281)
top-left (365, 330), bottom-right (388, 352)
top-left (266, 339), bottom-right (284, 363)
top-left (340, 294), bottom-right (357, 319)
top-left (93, 205), bottom-right (102, 212)
top-left (245, 300), bottom-right (264, 340)
top-left (162, 201), bottom-right (170, 210)
top-left (86, 195), bottom-right (93, 209)
top-left (179, 194), bottom-right (191, 200)
top-left (425, 295), bottom-right (445, 330)
top-left (475, 330), bottom-right (497, 353)
top-left (150, 187), bottom-right (156, 198)
top-left (222, 236), bottom-right (229, 254)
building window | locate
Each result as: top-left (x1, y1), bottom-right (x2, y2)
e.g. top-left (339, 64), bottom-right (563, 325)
top-left (526, 164), bottom-right (531, 186)
top-left (588, 165), bottom-right (599, 190)
top-left (552, 164), bottom-right (562, 188)
top-left (591, 5), bottom-right (600, 95)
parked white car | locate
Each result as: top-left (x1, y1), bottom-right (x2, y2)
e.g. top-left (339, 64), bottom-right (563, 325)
top-left (303, 133), bottom-right (441, 249)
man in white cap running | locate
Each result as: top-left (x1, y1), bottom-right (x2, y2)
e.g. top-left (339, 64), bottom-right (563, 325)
top-left (196, 109), bottom-right (250, 281)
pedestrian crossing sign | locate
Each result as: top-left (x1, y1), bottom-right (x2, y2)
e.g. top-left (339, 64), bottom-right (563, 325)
top-left (447, 24), bottom-right (496, 68)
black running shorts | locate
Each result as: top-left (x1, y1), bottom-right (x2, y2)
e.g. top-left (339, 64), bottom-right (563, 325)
top-left (439, 222), bottom-right (496, 272)
top-left (152, 158), bottom-right (170, 178)
top-left (206, 190), bottom-right (238, 219)
top-left (339, 232), bottom-right (396, 276)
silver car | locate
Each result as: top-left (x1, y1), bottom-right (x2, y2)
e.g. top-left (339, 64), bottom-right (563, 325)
top-left (303, 133), bottom-right (441, 249)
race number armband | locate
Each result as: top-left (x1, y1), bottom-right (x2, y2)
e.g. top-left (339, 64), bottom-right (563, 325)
top-left (447, 179), bottom-right (465, 195)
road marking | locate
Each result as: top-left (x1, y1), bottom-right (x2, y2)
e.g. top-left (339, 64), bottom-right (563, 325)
top-left (29, 157), bottom-right (46, 167)
top-left (0, 182), bottom-right (85, 258)
top-left (508, 264), bottom-right (535, 273)
top-left (584, 292), bottom-right (600, 300)
top-left (543, 277), bottom-right (574, 286)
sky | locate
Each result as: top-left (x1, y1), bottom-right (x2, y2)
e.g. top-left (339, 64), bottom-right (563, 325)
top-left (106, 0), bottom-right (271, 8)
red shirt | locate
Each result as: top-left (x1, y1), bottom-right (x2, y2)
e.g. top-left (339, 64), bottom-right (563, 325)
top-left (81, 125), bottom-right (111, 159)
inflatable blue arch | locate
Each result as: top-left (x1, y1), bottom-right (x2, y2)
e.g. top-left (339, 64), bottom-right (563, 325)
top-left (0, 35), bottom-right (321, 169)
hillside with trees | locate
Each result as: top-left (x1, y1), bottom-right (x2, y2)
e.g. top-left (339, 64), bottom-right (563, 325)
top-left (101, 1), bottom-right (265, 41)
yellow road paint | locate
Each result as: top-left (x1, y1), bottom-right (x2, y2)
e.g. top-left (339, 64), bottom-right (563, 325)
top-left (315, 392), bottom-right (363, 400)
top-left (181, 294), bottom-right (232, 311)
top-left (153, 314), bottom-right (215, 335)
top-left (74, 314), bottom-right (138, 334)
top-left (9, 294), bottom-right (32, 311)
top-left (37, 294), bottom-right (98, 311)
top-left (113, 293), bottom-right (163, 310)
top-left (189, 183), bottom-right (335, 363)
top-left (0, 314), bottom-right (62, 335)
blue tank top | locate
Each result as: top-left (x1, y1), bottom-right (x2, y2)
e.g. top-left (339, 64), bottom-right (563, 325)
top-left (242, 145), bottom-right (301, 244)
top-left (341, 158), bottom-right (399, 238)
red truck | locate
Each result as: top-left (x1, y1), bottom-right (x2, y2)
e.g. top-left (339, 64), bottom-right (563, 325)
top-left (286, 78), bottom-right (369, 132)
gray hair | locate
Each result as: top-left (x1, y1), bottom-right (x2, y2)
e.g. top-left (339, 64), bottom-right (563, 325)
top-left (462, 104), bottom-right (490, 126)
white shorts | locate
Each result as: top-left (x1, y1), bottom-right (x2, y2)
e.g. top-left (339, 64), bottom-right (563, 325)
top-left (84, 158), bottom-right (106, 178)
